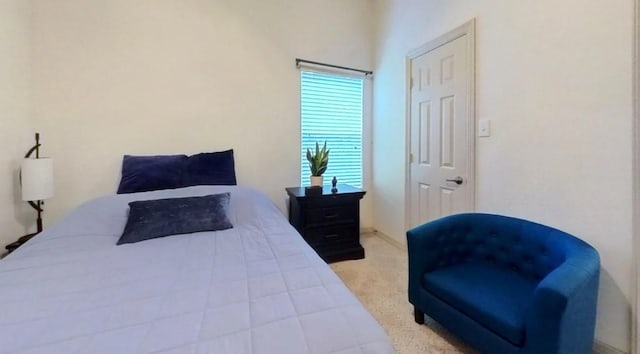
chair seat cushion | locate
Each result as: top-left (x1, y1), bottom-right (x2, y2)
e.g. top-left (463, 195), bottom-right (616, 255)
top-left (423, 262), bottom-right (538, 346)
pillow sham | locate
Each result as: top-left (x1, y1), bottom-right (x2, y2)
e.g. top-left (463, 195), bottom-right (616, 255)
top-left (179, 149), bottom-right (237, 187)
top-left (117, 154), bottom-right (188, 194)
top-left (117, 192), bottom-right (233, 245)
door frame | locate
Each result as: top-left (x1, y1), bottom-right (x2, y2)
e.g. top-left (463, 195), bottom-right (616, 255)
top-left (404, 19), bottom-right (477, 230)
top-left (633, 1), bottom-right (639, 353)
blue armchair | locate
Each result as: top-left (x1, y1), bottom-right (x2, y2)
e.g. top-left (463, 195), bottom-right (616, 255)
top-left (407, 213), bottom-right (600, 354)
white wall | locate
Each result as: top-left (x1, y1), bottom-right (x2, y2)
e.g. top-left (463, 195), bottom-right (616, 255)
top-left (30, 0), bottom-right (374, 225)
top-left (372, 0), bottom-right (633, 351)
top-left (0, 0), bottom-right (32, 247)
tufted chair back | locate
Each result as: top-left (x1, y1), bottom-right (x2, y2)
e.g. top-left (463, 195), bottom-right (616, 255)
top-left (415, 213), bottom-right (586, 281)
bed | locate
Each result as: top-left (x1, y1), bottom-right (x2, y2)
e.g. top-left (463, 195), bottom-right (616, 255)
top-left (0, 185), bottom-right (394, 353)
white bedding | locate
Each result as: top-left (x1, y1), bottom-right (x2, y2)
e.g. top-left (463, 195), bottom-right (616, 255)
top-left (0, 186), bottom-right (394, 354)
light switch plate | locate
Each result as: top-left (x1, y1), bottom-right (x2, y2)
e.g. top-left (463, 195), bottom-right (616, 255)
top-left (478, 119), bottom-right (491, 137)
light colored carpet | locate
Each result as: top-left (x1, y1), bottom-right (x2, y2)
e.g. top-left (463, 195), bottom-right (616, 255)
top-left (330, 233), bottom-right (477, 354)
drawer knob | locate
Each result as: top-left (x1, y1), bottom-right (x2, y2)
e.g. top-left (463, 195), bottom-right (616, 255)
top-left (324, 213), bottom-right (339, 219)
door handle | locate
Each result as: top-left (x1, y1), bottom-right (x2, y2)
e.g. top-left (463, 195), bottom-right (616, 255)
top-left (446, 176), bottom-right (464, 185)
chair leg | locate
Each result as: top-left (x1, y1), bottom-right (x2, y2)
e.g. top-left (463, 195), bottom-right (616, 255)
top-left (414, 306), bottom-right (425, 324)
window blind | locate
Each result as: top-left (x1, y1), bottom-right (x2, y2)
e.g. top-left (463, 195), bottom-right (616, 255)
top-left (300, 71), bottom-right (363, 188)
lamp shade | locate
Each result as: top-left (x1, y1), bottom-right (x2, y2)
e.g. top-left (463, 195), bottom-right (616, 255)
top-left (21, 157), bottom-right (54, 201)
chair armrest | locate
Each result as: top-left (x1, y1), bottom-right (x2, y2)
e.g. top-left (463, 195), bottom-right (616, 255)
top-left (525, 250), bottom-right (600, 354)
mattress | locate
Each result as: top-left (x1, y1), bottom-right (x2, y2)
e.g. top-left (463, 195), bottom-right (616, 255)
top-left (0, 186), bottom-right (394, 354)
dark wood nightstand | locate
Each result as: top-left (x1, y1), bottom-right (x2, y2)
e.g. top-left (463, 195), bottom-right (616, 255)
top-left (285, 184), bottom-right (366, 263)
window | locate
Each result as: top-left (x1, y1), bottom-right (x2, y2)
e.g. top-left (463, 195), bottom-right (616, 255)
top-left (300, 70), bottom-right (364, 188)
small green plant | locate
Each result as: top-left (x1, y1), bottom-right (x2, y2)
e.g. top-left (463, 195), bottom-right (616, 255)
top-left (306, 141), bottom-right (330, 176)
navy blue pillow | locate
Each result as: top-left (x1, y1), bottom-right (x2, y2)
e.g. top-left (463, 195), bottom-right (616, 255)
top-left (117, 193), bottom-right (233, 245)
top-left (180, 149), bottom-right (237, 187)
top-left (117, 155), bottom-right (188, 194)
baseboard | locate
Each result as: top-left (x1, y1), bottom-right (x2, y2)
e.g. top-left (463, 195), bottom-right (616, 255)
top-left (360, 227), bottom-right (375, 234)
top-left (368, 229), bottom-right (405, 250)
top-left (593, 340), bottom-right (627, 354)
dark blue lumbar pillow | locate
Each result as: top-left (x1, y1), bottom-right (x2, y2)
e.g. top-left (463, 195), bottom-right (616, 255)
top-left (117, 193), bottom-right (233, 245)
top-left (117, 154), bottom-right (188, 194)
top-left (180, 149), bottom-right (237, 187)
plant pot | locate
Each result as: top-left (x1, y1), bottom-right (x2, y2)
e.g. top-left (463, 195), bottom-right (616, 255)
top-left (310, 175), bottom-right (323, 187)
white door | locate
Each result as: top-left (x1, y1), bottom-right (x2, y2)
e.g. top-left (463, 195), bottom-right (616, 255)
top-left (408, 22), bottom-right (475, 228)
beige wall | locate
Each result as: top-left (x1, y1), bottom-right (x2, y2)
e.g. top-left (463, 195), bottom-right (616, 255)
top-left (0, 0), bottom-right (32, 247)
top-left (372, 0), bottom-right (633, 351)
top-left (29, 0), bottom-right (374, 226)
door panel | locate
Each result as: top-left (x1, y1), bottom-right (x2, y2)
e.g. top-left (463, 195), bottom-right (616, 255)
top-left (419, 101), bottom-right (431, 165)
top-left (440, 188), bottom-right (454, 216)
top-left (418, 183), bottom-right (430, 222)
top-left (440, 95), bottom-right (455, 168)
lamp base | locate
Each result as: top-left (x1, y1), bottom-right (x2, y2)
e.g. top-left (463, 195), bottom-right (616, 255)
top-left (5, 232), bottom-right (38, 254)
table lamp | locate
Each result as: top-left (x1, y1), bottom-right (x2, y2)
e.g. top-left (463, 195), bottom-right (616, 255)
top-left (20, 133), bottom-right (54, 236)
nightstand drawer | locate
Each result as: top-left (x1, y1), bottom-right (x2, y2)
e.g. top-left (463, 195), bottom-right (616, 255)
top-left (305, 225), bottom-right (357, 246)
top-left (305, 206), bottom-right (356, 227)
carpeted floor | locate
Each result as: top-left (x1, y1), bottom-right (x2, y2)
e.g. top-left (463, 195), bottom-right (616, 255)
top-left (330, 233), bottom-right (477, 354)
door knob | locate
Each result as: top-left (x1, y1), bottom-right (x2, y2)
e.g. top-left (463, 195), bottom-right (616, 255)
top-left (446, 176), bottom-right (464, 185)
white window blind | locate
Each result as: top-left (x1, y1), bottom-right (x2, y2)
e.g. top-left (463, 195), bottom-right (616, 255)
top-left (300, 71), bottom-right (363, 188)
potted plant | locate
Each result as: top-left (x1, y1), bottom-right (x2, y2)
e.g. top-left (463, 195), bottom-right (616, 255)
top-left (306, 141), bottom-right (329, 186)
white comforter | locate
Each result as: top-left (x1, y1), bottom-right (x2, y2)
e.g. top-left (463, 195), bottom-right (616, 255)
top-left (0, 186), bottom-right (393, 354)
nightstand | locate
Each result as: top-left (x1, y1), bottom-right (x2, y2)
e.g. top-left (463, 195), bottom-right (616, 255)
top-left (285, 184), bottom-right (366, 263)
